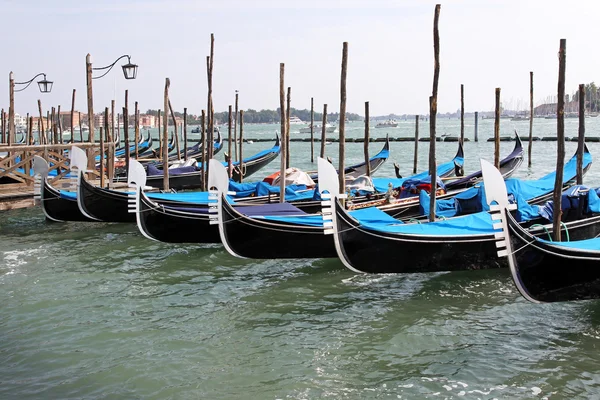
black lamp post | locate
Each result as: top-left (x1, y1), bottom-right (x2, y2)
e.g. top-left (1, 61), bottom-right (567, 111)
top-left (8, 71), bottom-right (53, 145)
top-left (85, 54), bottom-right (138, 179)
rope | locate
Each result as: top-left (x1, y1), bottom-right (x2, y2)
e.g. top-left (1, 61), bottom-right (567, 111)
top-left (528, 224), bottom-right (552, 241)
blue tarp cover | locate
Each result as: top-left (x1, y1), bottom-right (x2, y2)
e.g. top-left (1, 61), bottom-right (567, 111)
top-left (538, 236), bottom-right (600, 251)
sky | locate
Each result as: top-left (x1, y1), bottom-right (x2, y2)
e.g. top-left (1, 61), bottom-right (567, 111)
top-left (2, 0), bottom-right (600, 118)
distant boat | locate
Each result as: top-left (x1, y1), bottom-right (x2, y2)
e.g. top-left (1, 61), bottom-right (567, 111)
top-left (299, 123), bottom-right (336, 133)
top-left (510, 116), bottom-right (529, 121)
top-left (289, 116), bottom-right (304, 125)
top-left (375, 119), bottom-right (398, 128)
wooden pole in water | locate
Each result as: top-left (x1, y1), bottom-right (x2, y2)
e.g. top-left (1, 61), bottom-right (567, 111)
top-left (320, 104), bottom-right (327, 158)
top-left (364, 101), bottom-right (370, 177)
top-left (239, 110), bottom-right (244, 183)
top-left (57, 105), bottom-right (63, 144)
top-left (78, 111), bottom-right (83, 143)
top-left (413, 115), bottom-right (419, 174)
top-left (460, 84), bottom-right (464, 145)
top-left (99, 127), bottom-right (105, 188)
top-left (134, 101), bottom-right (139, 159)
top-left (168, 99), bottom-right (180, 159)
top-left (124, 90), bottom-right (130, 177)
top-left (105, 107), bottom-right (114, 185)
top-left (228, 105), bottom-right (233, 178)
top-left (201, 110), bottom-right (206, 190)
top-left (52, 107), bottom-right (58, 145)
top-left (577, 83), bottom-right (585, 185)
top-left (86, 54), bottom-right (95, 174)
top-left (234, 90), bottom-right (239, 162)
top-left (494, 88), bottom-right (501, 169)
top-left (157, 111), bottom-right (162, 158)
top-left (553, 38), bottom-right (566, 242)
top-left (528, 71), bottom-right (534, 167)
top-left (474, 112), bottom-right (478, 142)
top-left (163, 78), bottom-right (171, 191)
top-left (110, 100), bottom-right (115, 147)
top-left (286, 86), bottom-right (291, 169)
top-left (8, 72), bottom-right (14, 147)
top-left (428, 4), bottom-right (441, 223)
top-left (183, 107), bottom-right (187, 161)
top-left (70, 89), bottom-right (76, 143)
top-left (339, 42), bottom-right (348, 192)
top-left (279, 63), bottom-right (287, 203)
top-left (1, 109), bottom-right (4, 143)
top-left (207, 34), bottom-right (215, 168)
top-left (47, 110), bottom-right (52, 144)
top-left (27, 116), bottom-right (33, 145)
top-left (310, 97), bottom-right (314, 162)
top-left (38, 100), bottom-right (45, 144)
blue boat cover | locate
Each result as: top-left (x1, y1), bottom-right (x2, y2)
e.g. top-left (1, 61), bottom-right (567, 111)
top-left (256, 203), bottom-right (405, 227)
top-left (537, 236), bottom-right (600, 251)
top-left (421, 150), bottom-right (592, 219)
top-left (372, 155), bottom-right (459, 193)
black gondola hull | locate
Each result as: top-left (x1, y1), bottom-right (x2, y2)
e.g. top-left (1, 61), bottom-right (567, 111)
top-left (220, 195), bottom-right (336, 259)
top-left (334, 199), bottom-right (600, 274)
top-left (41, 178), bottom-right (93, 222)
top-left (137, 189), bottom-right (220, 243)
top-left (78, 173), bottom-right (134, 223)
top-left (506, 212), bottom-right (600, 302)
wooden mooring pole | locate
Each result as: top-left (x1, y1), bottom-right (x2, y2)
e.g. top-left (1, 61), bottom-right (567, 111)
top-left (310, 97), bottom-right (314, 162)
top-left (428, 4), bottom-right (441, 223)
top-left (234, 90), bottom-right (239, 162)
top-left (279, 63), bottom-right (287, 203)
top-left (577, 83), bottom-right (585, 185)
top-left (105, 107), bottom-right (114, 185)
top-left (86, 54), bottom-right (95, 174)
top-left (70, 89), bottom-right (76, 143)
top-left (163, 78), bottom-right (171, 191)
top-left (474, 112), bottom-right (478, 142)
top-left (320, 104), bottom-right (327, 159)
top-left (1, 109), bottom-right (4, 143)
top-left (494, 88), bottom-right (501, 169)
top-left (364, 101), bottom-right (370, 177)
top-left (201, 110), bottom-right (206, 190)
top-left (183, 107), bottom-right (187, 161)
top-left (99, 127), bottom-right (105, 188)
top-left (553, 38), bottom-right (566, 242)
top-left (413, 115), bottom-right (419, 174)
top-left (239, 110), bottom-right (244, 183)
top-left (38, 100), bottom-right (45, 144)
top-left (460, 84), bottom-right (464, 145)
top-left (124, 90), bottom-right (130, 177)
top-left (528, 71), bottom-right (534, 167)
top-left (338, 42), bottom-right (348, 193)
top-left (228, 105), bottom-right (233, 177)
top-left (135, 101), bottom-right (139, 159)
top-left (286, 86), bottom-right (291, 169)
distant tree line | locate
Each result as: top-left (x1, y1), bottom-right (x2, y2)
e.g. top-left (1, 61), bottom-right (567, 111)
top-left (145, 108), bottom-right (362, 125)
top-left (572, 82), bottom-right (599, 112)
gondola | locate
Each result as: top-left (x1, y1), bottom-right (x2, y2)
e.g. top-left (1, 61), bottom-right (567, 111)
top-left (445, 132), bottom-right (524, 190)
top-left (168, 127), bottom-right (223, 161)
top-left (209, 159), bottom-right (337, 258)
top-left (484, 159), bottom-right (600, 303)
top-left (319, 143), bottom-right (596, 274)
top-left (311, 135), bottom-right (393, 181)
top-left (131, 142), bottom-right (463, 245)
top-left (32, 155), bottom-right (93, 222)
top-left (142, 133), bottom-right (280, 191)
top-left (72, 137), bottom-right (281, 223)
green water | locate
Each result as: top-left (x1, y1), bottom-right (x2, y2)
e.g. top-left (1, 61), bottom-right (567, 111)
top-left (2, 118), bottom-right (600, 399)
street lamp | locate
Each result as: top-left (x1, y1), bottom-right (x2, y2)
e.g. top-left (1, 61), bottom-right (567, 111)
top-left (13, 72), bottom-right (54, 93)
top-left (92, 54), bottom-right (138, 80)
top-left (7, 71), bottom-right (53, 145)
top-left (85, 53), bottom-right (138, 178)
top-left (85, 53), bottom-right (138, 143)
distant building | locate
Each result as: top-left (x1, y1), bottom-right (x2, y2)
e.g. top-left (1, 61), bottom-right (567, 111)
top-left (139, 114), bottom-right (156, 128)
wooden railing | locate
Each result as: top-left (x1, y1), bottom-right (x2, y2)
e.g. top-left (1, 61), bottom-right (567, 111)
top-left (0, 143), bottom-right (112, 186)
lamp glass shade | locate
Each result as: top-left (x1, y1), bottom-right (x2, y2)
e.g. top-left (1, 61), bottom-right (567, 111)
top-left (37, 79), bottom-right (53, 93)
top-left (122, 63), bottom-right (138, 80)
